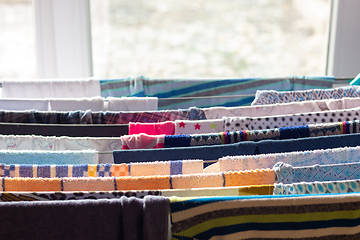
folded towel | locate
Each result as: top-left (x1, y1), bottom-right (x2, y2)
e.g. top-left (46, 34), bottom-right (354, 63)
top-left (223, 106), bottom-right (360, 131)
top-left (0, 196), bottom-right (169, 240)
top-left (274, 179), bottom-right (360, 195)
top-left (274, 161), bottom-right (360, 184)
top-left (129, 160), bottom-right (203, 176)
top-left (0, 190), bottom-right (161, 201)
top-left (62, 177), bottom-right (116, 191)
top-left (2, 78), bottom-right (101, 99)
top-left (161, 185), bottom-right (274, 197)
top-left (0, 150), bottom-right (98, 165)
top-left (204, 99), bottom-right (328, 120)
top-left (106, 96), bottom-right (158, 111)
top-left (128, 121), bottom-right (175, 135)
top-left (252, 85), bottom-right (360, 105)
top-left (256, 132), bottom-right (360, 154)
top-left (3, 177), bottom-right (61, 192)
top-left (170, 173), bottom-right (224, 189)
top-left (116, 176), bottom-right (171, 191)
top-left (49, 97), bottom-right (105, 111)
top-left (220, 146), bottom-right (360, 172)
top-left (224, 169), bottom-right (275, 187)
top-left (1, 169), bottom-right (273, 192)
top-left (113, 141), bottom-right (257, 167)
top-left (121, 134), bottom-right (165, 149)
top-left (0, 160), bottom-right (203, 178)
top-left (0, 134), bottom-right (121, 164)
top-left (170, 193), bottom-right (360, 239)
top-left (174, 119), bottom-right (224, 135)
top-left (0, 98), bottom-right (49, 111)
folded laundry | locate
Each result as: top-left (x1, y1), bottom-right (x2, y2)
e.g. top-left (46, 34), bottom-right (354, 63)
top-left (0, 160), bottom-right (204, 178)
top-left (0, 169), bottom-right (275, 192)
top-left (0, 150), bottom-right (98, 165)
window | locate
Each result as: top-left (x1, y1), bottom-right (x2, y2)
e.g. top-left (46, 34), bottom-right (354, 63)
top-left (0, 0), bottom-right (37, 78)
top-left (2, 0), bottom-right (360, 79)
top-left (90, 0), bottom-right (331, 78)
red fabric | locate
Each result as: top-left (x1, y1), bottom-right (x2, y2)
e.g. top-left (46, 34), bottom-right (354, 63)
top-left (129, 121), bottom-right (175, 135)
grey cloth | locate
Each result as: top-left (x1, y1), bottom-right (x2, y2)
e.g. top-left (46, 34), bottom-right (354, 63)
top-left (0, 196), bottom-right (169, 240)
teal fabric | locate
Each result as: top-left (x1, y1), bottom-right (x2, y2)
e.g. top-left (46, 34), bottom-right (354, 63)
top-left (100, 76), bottom-right (334, 109)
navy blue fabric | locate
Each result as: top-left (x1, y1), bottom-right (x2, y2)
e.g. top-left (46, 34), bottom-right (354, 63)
top-left (164, 135), bottom-right (191, 148)
top-left (279, 125), bottom-right (310, 140)
top-left (113, 141), bottom-right (257, 167)
top-left (256, 133), bottom-right (360, 154)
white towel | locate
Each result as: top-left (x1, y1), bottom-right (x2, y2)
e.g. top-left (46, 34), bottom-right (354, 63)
top-left (106, 96), bottom-right (158, 111)
top-left (0, 99), bottom-right (49, 111)
top-left (49, 97), bottom-right (105, 111)
top-left (2, 78), bottom-right (101, 99)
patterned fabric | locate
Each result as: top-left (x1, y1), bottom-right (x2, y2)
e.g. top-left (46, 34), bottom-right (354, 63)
top-left (0, 107), bottom-right (205, 124)
top-left (0, 134), bottom-right (121, 164)
top-left (0, 190), bottom-right (161, 202)
top-left (274, 179), bottom-right (360, 195)
top-left (0, 160), bottom-right (203, 178)
top-left (274, 162), bottom-right (360, 184)
top-left (220, 146), bottom-right (360, 172)
top-left (174, 119), bottom-right (224, 135)
top-left (205, 98), bottom-right (330, 120)
top-left (100, 76), bottom-right (334, 109)
top-left (252, 85), bottom-right (360, 105)
top-left (170, 193), bottom-right (360, 239)
top-left (223, 107), bottom-right (360, 131)
top-left (160, 120), bottom-right (360, 148)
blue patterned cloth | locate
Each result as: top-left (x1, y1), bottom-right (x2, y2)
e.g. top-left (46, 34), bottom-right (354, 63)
top-left (274, 162), bottom-right (360, 184)
top-left (252, 85), bottom-right (359, 106)
top-left (274, 179), bottom-right (360, 195)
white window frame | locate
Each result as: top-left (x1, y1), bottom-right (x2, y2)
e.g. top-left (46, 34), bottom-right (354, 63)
top-left (34, 0), bottom-right (92, 78)
top-left (33, 0), bottom-right (359, 79)
top-left (327, 0), bottom-right (360, 78)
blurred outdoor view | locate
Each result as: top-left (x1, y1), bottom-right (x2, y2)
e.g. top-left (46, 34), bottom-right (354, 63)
top-left (0, 0), bottom-right (331, 79)
top-left (90, 0), bottom-right (331, 78)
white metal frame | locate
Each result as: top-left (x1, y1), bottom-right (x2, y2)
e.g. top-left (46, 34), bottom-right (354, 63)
top-left (34, 0), bottom-right (93, 78)
top-left (327, 0), bottom-right (360, 78)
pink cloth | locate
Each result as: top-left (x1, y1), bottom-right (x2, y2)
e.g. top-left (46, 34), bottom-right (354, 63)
top-left (121, 134), bottom-right (165, 149)
top-left (128, 121), bottom-right (175, 135)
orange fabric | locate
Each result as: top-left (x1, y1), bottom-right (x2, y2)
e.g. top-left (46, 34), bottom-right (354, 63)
top-left (171, 173), bottom-right (223, 189)
top-left (111, 164), bottom-right (129, 177)
top-left (4, 177), bottom-right (61, 192)
top-left (116, 175), bottom-right (170, 190)
top-left (224, 169), bottom-right (275, 187)
top-left (62, 177), bottom-right (115, 191)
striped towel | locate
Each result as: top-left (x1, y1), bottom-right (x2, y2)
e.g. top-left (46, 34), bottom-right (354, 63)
top-left (170, 193), bottom-right (360, 239)
top-left (100, 76), bottom-right (334, 109)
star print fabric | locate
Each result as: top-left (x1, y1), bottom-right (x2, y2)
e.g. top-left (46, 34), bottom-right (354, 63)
top-left (174, 119), bottom-right (224, 135)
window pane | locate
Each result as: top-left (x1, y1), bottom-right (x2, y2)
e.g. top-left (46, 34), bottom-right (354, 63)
top-left (90, 0), bottom-right (331, 78)
top-left (0, 0), bottom-right (37, 78)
